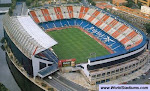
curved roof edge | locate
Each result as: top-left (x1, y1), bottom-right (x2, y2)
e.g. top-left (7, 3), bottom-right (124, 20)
top-left (88, 5), bottom-right (148, 62)
top-left (3, 14), bottom-right (57, 59)
top-left (89, 25), bottom-right (147, 62)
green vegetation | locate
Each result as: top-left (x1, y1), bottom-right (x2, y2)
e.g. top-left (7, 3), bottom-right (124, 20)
top-left (0, 37), bottom-right (5, 51)
top-left (0, 4), bottom-right (11, 7)
top-left (26, 0), bottom-right (43, 7)
top-left (8, 0), bottom-right (17, 16)
top-left (91, 1), bottom-right (96, 6)
top-left (125, 0), bottom-right (134, 8)
top-left (145, 82), bottom-right (149, 84)
top-left (48, 28), bottom-right (109, 64)
top-left (48, 88), bottom-right (54, 91)
top-left (26, 0), bottom-right (32, 6)
top-left (144, 23), bottom-right (150, 34)
top-left (0, 83), bottom-right (9, 91)
top-left (67, 1), bottom-right (80, 4)
top-left (41, 83), bottom-right (47, 87)
top-left (1, 45), bottom-right (5, 51)
top-left (0, 37), bottom-right (5, 43)
top-left (137, 2), bottom-right (142, 8)
top-left (87, 0), bottom-right (96, 6)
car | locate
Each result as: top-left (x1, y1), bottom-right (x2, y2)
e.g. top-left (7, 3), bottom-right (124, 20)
top-left (137, 77), bottom-right (140, 79)
top-left (48, 76), bottom-right (52, 79)
top-left (132, 79), bottom-right (136, 81)
top-left (142, 76), bottom-right (145, 79)
top-left (142, 74), bottom-right (146, 76)
top-left (148, 78), bottom-right (150, 80)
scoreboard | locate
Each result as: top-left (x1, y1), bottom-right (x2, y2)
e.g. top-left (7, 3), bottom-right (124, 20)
top-left (58, 59), bottom-right (76, 67)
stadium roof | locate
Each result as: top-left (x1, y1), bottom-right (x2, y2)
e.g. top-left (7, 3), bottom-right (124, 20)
top-left (17, 16), bottom-right (57, 49)
top-left (3, 14), bottom-right (57, 59)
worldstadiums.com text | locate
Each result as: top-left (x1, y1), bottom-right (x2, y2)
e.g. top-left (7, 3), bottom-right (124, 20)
top-left (99, 85), bottom-right (150, 91)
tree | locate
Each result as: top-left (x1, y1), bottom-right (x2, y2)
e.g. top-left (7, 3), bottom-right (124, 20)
top-left (104, 8), bottom-right (107, 11)
top-left (0, 37), bottom-right (5, 43)
top-left (137, 2), bottom-right (142, 9)
top-left (91, 2), bottom-right (96, 6)
top-left (125, 0), bottom-right (134, 8)
top-left (26, 0), bottom-right (32, 6)
top-left (8, 8), bottom-right (13, 16)
top-left (144, 23), bottom-right (150, 34)
top-left (42, 0), bottom-right (45, 3)
top-left (0, 83), bottom-right (8, 91)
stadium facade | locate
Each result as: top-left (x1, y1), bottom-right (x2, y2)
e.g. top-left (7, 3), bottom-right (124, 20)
top-left (3, 3), bottom-right (149, 85)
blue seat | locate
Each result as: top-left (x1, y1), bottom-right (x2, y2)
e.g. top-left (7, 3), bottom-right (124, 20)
top-left (61, 19), bottom-right (69, 26)
top-left (54, 20), bottom-right (62, 27)
top-left (47, 21), bottom-right (55, 28)
top-left (76, 19), bottom-right (82, 25)
top-left (67, 19), bottom-right (75, 26)
top-left (39, 22), bottom-right (48, 29)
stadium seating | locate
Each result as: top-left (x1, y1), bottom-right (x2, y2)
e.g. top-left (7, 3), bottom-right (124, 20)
top-left (30, 11), bottom-right (40, 23)
top-left (30, 6), bottom-right (143, 52)
top-left (35, 10), bottom-right (46, 22)
top-left (67, 6), bottom-right (74, 18)
top-left (54, 20), bottom-right (62, 27)
top-left (47, 21), bottom-right (55, 28)
top-left (47, 7), bottom-right (57, 21)
top-left (61, 19), bottom-right (70, 26)
top-left (54, 7), bottom-right (64, 19)
top-left (41, 9), bottom-right (52, 21)
top-left (61, 7), bottom-right (70, 19)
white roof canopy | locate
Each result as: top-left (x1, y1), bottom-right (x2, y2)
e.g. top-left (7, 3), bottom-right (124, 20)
top-left (17, 16), bottom-right (57, 49)
top-left (3, 14), bottom-right (57, 59)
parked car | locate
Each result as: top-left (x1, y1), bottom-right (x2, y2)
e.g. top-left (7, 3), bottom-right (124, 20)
top-left (48, 76), bottom-right (52, 79)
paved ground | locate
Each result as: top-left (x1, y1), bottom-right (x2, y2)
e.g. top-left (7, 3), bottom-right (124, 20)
top-left (45, 78), bottom-right (74, 91)
top-left (61, 72), bottom-right (97, 90)
top-left (45, 73), bottom-right (88, 91)
top-left (127, 70), bottom-right (150, 84)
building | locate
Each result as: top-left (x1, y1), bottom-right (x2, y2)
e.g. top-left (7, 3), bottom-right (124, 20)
top-left (3, 2), bottom-right (149, 86)
top-left (112, 0), bottom-right (127, 6)
top-left (134, 0), bottom-right (150, 7)
top-left (141, 5), bottom-right (150, 14)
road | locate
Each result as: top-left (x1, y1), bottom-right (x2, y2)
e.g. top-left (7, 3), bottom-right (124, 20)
top-left (45, 78), bottom-right (74, 91)
top-left (127, 71), bottom-right (150, 84)
top-left (44, 73), bottom-right (88, 91)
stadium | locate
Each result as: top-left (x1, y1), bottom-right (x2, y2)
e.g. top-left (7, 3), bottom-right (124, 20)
top-left (3, 2), bottom-right (149, 86)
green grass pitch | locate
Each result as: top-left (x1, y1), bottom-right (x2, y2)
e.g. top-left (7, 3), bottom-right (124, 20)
top-left (47, 28), bottom-right (110, 64)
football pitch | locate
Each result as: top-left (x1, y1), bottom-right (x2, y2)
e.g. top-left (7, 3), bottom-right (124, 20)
top-left (47, 28), bottom-right (109, 64)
